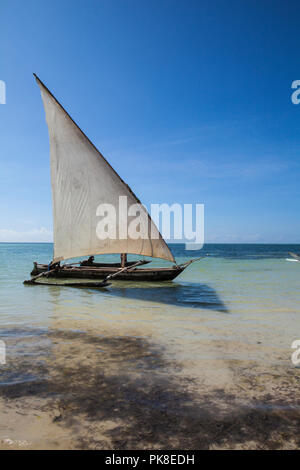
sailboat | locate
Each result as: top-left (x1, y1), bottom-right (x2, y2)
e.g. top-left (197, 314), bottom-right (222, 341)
top-left (288, 252), bottom-right (300, 262)
top-left (29, 75), bottom-right (199, 282)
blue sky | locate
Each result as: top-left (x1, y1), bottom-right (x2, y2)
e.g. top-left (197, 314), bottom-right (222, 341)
top-left (1, 0), bottom-right (300, 243)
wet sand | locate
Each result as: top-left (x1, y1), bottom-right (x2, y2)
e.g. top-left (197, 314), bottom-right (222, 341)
top-left (0, 326), bottom-right (299, 450)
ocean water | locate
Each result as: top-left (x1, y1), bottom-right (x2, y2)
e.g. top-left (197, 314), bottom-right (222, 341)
top-left (0, 242), bottom-right (299, 333)
top-left (0, 243), bottom-right (299, 449)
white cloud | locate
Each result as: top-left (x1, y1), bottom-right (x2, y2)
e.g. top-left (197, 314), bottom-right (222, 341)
top-left (0, 227), bottom-right (53, 242)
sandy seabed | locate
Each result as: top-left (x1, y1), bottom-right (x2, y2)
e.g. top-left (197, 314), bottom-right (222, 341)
top-left (0, 325), bottom-right (299, 450)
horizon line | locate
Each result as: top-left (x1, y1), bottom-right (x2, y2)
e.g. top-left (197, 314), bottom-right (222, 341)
top-left (0, 241), bottom-right (300, 245)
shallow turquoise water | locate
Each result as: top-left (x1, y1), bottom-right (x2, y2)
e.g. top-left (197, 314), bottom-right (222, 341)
top-left (0, 243), bottom-right (299, 356)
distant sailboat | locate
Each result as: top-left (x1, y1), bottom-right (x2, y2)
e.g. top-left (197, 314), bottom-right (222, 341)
top-left (29, 75), bottom-right (199, 282)
top-left (287, 252), bottom-right (300, 262)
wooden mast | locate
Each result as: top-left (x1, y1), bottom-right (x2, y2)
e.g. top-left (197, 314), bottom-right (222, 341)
top-left (121, 253), bottom-right (127, 268)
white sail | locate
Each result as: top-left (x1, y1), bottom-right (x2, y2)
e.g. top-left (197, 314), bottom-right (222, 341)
top-left (35, 75), bottom-right (175, 263)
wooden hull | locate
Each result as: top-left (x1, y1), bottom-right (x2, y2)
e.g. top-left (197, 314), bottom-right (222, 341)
top-left (31, 263), bottom-right (185, 281)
